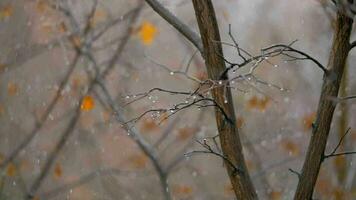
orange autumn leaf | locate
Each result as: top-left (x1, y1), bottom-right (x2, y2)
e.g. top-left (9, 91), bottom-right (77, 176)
top-left (172, 184), bottom-right (193, 196)
top-left (6, 163), bottom-right (16, 177)
top-left (0, 4), bottom-right (13, 20)
top-left (177, 127), bottom-right (197, 141)
top-left (247, 96), bottom-right (270, 111)
top-left (53, 163), bottom-right (62, 179)
top-left (7, 82), bottom-right (19, 96)
top-left (302, 112), bottom-right (316, 131)
top-left (140, 119), bottom-right (159, 132)
top-left (280, 139), bottom-right (300, 156)
top-left (269, 190), bottom-right (282, 200)
top-left (138, 21), bottom-right (158, 45)
top-left (128, 154), bottom-right (148, 169)
top-left (81, 95), bottom-right (95, 111)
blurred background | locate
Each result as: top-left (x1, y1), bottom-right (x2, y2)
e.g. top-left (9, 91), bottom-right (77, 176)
top-left (0, 0), bottom-right (355, 199)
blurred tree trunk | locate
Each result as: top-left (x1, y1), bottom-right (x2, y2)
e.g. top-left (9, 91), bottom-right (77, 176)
top-left (334, 64), bottom-right (349, 184)
top-left (294, 12), bottom-right (353, 200)
top-left (191, 1), bottom-right (258, 199)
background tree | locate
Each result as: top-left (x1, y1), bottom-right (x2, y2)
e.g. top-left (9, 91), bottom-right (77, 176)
top-left (0, 0), bottom-right (356, 199)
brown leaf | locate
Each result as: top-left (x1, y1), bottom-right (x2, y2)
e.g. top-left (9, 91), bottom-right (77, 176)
top-left (0, 63), bottom-right (7, 73)
top-left (6, 163), bottom-right (17, 177)
top-left (70, 36), bottom-right (82, 48)
top-left (7, 82), bottom-right (19, 96)
top-left (0, 104), bottom-right (5, 116)
top-left (172, 184), bottom-right (193, 196)
top-left (0, 152), bottom-right (4, 164)
top-left (280, 139), bottom-right (300, 156)
top-left (269, 190), bottom-right (282, 200)
top-left (247, 96), bottom-right (270, 111)
top-left (53, 163), bottom-right (62, 179)
top-left (140, 119), bottom-right (159, 132)
top-left (177, 127), bottom-right (197, 141)
top-left (128, 154), bottom-right (148, 169)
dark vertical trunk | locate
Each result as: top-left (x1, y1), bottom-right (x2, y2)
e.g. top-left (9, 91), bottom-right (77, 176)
top-left (192, 1), bottom-right (258, 199)
top-left (294, 12), bottom-right (352, 200)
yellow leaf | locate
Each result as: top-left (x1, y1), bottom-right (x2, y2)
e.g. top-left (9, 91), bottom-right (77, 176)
top-left (0, 4), bottom-right (13, 20)
top-left (6, 163), bottom-right (16, 177)
top-left (138, 21), bottom-right (158, 45)
top-left (81, 95), bottom-right (95, 111)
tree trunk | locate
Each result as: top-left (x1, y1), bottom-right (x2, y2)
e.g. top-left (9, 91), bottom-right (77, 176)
top-left (192, 1), bottom-right (258, 199)
top-left (294, 12), bottom-right (352, 200)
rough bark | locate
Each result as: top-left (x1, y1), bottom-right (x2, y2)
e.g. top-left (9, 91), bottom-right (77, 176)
top-left (192, 1), bottom-right (258, 199)
top-left (294, 12), bottom-right (353, 200)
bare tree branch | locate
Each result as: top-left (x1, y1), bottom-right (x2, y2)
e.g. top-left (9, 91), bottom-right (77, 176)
top-left (144, 0), bottom-right (203, 52)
